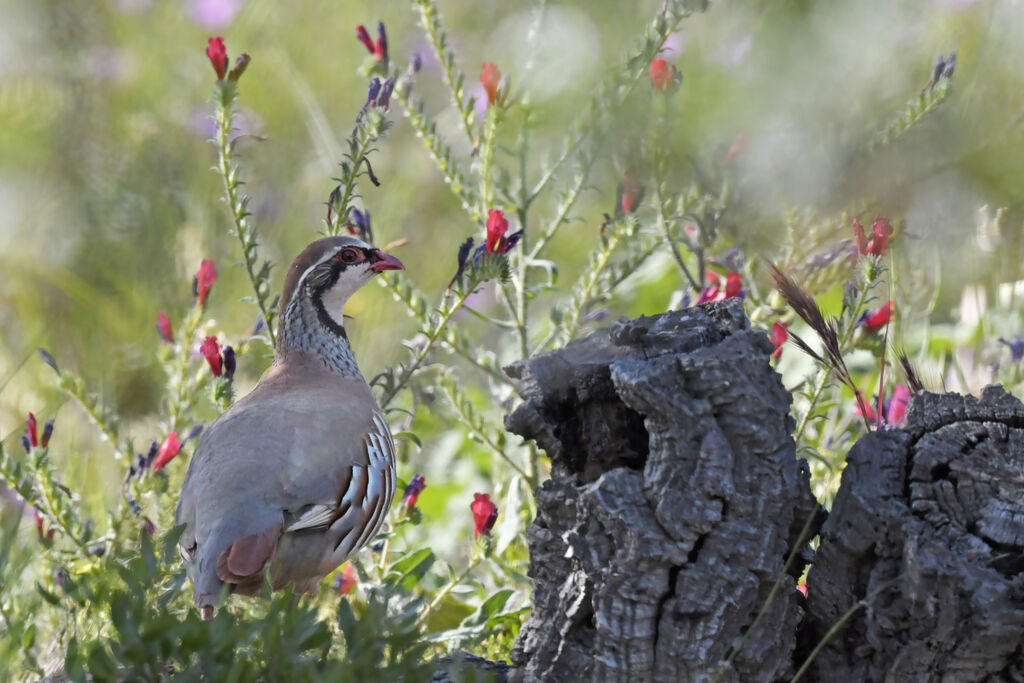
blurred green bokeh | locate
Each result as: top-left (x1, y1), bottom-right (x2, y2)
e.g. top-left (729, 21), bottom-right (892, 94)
top-left (2, 0), bottom-right (1024, 532)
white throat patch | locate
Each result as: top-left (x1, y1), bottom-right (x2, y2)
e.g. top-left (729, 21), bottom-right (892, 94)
top-left (318, 265), bottom-right (374, 326)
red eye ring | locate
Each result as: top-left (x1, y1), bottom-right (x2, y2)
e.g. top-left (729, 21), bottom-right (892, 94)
top-left (338, 247), bottom-right (361, 264)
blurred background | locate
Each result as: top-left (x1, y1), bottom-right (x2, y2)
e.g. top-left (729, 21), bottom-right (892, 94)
top-left (2, 0), bottom-right (1024, 559)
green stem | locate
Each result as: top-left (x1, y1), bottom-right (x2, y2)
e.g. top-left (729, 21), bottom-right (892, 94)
top-left (528, 1), bottom-right (698, 202)
top-left (712, 511), bottom-right (818, 682)
top-left (378, 275), bottom-right (505, 383)
top-left (393, 85), bottom-right (478, 220)
top-left (793, 277), bottom-right (873, 442)
top-left (415, 0), bottom-right (477, 146)
top-left (789, 577), bottom-right (901, 683)
top-left (328, 125), bottom-right (376, 236)
top-left (527, 160), bottom-right (592, 262)
top-left (440, 378), bottom-right (532, 484)
top-left (380, 285), bottom-right (477, 409)
top-left (415, 556), bottom-right (481, 628)
top-left (166, 306), bottom-right (204, 434)
top-left (479, 107), bottom-right (500, 215)
top-left (213, 84), bottom-right (277, 348)
top-left (556, 219), bottom-right (633, 347)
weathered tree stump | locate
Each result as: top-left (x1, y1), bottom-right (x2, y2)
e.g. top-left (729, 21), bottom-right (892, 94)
top-left (504, 300), bottom-right (819, 682)
top-left (803, 386), bottom-right (1024, 681)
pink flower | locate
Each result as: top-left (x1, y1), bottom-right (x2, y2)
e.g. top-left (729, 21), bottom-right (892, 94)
top-left (153, 432), bottom-right (183, 471)
top-left (206, 37), bottom-right (228, 81)
top-left (156, 312), bottom-right (174, 343)
top-left (334, 563), bottom-right (358, 595)
top-left (480, 63), bottom-right (501, 106)
top-left (650, 58), bottom-right (676, 92)
top-left (200, 336), bottom-right (222, 377)
top-left (471, 493), bottom-right (498, 538)
top-left (769, 322), bottom-right (788, 360)
top-left (886, 385), bottom-right (910, 425)
top-left (797, 579), bottom-right (807, 596)
top-left (195, 259), bottom-right (217, 307)
top-left (862, 301), bottom-right (894, 332)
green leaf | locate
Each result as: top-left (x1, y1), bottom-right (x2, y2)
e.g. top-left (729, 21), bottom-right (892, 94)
top-left (388, 548), bottom-right (435, 593)
top-left (459, 589), bottom-right (514, 629)
top-left (394, 431), bottom-right (422, 449)
top-left (36, 582), bottom-right (61, 607)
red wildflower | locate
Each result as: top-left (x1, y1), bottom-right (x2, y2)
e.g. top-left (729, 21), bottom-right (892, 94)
top-left (153, 431), bottom-right (183, 471)
top-left (26, 413), bottom-right (38, 448)
top-left (206, 37), bottom-right (228, 81)
top-left (724, 273), bottom-right (743, 298)
top-left (852, 218), bottom-right (868, 255)
top-left (618, 172), bottom-right (645, 215)
top-left (356, 25), bottom-right (375, 54)
top-left (156, 312), bottom-right (173, 343)
top-left (334, 563), bottom-right (358, 595)
top-left (650, 58), bottom-right (675, 92)
top-left (697, 271), bottom-right (744, 304)
top-left (200, 336), bottom-right (223, 377)
top-left (485, 209), bottom-right (509, 253)
top-left (471, 493), bottom-right (498, 538)
top-left (862, 301), bottom-right (894, 332)
top-left (481, 62), bottom-right (501, 106)
top-left (867, 216), bottom-right (893, 256)
top-left (356, 23), bottom-right (388, 63)
top-left (195, 259), bottom-right (217, 306)
top-left (769, 322), bottom-right (788, 359)
top-left (797, 579), bottom-right (807, 596)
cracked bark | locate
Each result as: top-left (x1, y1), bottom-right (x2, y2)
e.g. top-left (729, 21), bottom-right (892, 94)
top-left (802, 385), bottom-right (1024, 681)
top-left (504, 300), bottom-right (819, 682)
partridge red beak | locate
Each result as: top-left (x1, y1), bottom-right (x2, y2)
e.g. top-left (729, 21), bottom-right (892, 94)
top-left (370, 250), bottom-right (405, 273)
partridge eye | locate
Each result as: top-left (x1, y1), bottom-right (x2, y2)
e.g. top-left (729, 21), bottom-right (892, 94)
top-left (338, 248), bottom-right (361, 264)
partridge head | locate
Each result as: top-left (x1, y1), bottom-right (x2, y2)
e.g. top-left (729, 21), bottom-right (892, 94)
top-left (175, 236), bottom-right (404, 618)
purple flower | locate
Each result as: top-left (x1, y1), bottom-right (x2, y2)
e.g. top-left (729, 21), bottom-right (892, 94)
top-left (184, 424), bottom-right (205, 442)
top-left (931, 55), bottom-right (946, 87)
top-left (42, 419), bottom-right (54, 448)
top-left (348, 208), bottom-right (374, 242)
top-left (377, 77), bottom-right (395, 110)
top-left (942, 53), bottom-right (957, 79)
top-left (1000, 337), bottom-right (1024, 363)
top-left (402, 474), bottom-right (426, 509)
top-left (366, 77), bottom-right (382, 107)
top-left (448, 237), bottom-right (475, 291)
top-left (222, 346), bottom-right (236, 380)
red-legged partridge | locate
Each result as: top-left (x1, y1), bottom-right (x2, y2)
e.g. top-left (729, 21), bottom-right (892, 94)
top-left (175, 236), bottom-right (404, 618)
